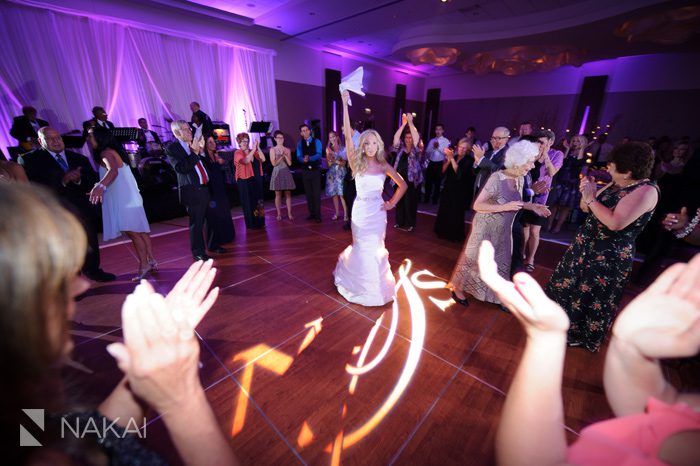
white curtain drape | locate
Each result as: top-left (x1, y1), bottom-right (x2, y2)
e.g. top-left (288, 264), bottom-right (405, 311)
top-left (0, 2), bottom-right (278, 158)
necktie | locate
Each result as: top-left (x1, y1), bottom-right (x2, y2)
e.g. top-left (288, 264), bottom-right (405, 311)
top-left (55, 153), bottom-right (69, 172)
top-left (194, 157), bottom-right (208, 185)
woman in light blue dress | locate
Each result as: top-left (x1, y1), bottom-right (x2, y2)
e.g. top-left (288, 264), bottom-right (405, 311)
top-left (87, 126), bottom-right (156, 281)
top-left (325, 130), bottom-right (348, 221)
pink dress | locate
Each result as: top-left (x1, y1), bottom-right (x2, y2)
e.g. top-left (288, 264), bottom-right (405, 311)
top-left (567, 398), bottom-right (700, 465)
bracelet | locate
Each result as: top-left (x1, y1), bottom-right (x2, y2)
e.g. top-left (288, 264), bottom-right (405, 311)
top-left (94, 182), bottom-right (107, 190)
top-left (674, 212), bottom-right (700, 239)
top-left (586, 199), bottom-right (596, 207)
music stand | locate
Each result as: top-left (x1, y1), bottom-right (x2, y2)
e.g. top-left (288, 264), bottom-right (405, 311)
top-left (112, 127), bottom-right (142, 142)
top-left (249, 121), bottom-right (271, 134)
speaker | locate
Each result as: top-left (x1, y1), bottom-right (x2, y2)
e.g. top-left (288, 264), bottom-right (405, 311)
top-left (422, 88), bottom-right (441, 142)
top-left (325, 68), bottom-right (341, 135)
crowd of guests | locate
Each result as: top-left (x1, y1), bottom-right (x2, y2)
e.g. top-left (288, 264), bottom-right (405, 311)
top-left (3, 101), bottom-right (699, 464)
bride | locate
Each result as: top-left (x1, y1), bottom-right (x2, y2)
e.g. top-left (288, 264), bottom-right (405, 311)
top-left (334, 90), bottom-right (407, 306)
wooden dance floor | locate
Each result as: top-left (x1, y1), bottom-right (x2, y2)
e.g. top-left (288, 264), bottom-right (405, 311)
top-left (65, 196), bottom-right (693, 465)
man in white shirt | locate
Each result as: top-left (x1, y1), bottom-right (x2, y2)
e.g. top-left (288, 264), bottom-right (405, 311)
top-left (424, 123), bottom-right (450, 204)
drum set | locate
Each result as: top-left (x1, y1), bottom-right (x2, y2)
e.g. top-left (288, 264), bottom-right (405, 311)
top-left (117, 128), bottom-right (176, 189)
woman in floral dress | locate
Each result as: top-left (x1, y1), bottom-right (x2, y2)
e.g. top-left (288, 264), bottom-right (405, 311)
top-left (325, 130), bottom-right (348, 221)
top-left (545, 142), bottom-right (658, 352)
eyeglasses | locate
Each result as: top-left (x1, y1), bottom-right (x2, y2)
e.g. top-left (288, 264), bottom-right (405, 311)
top-left (491, 136), bottom-right (509, 140)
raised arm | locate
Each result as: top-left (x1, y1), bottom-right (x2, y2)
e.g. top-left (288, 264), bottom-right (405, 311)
top-left (604, 255), bottom-right (700, 417)
top-left (106, 263), bottom-right (238, 466)
top-left (406, 114), bottom-right (420, 150)
top-left (478, 242), bottom-right (570, 466)
top-left (393, 115), bottom-right (407, 148)
top-left (341, 90), bottom-right (356, 163)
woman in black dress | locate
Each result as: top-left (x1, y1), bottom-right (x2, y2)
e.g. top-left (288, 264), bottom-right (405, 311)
top-left (545, 142), bottom-right (659, 352)
top-left (391, 113), bottom-right (423, 232)
top-left (434, 137), bottom-right (475, 241)
top-left (546, 134), bottom-right (589, 233)
top-left (204, 136), bottom-right (235, 247)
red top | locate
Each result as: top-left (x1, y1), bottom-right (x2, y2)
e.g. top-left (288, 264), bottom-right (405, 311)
top-left (567, 397), bottom-right (700, 465)
top-left (234, 149), bottom-right (263, 181)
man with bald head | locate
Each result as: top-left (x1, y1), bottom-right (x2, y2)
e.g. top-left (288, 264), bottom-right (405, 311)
top-left (472, 126), bottom-right (510, 197)
top-left (19, 127), bottom-right (115, 281)
top-left (165, 120), bottom-right (224, 261)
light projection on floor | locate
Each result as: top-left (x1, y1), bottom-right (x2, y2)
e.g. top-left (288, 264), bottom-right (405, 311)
top-left (230, 259), bottom-right (454, 463)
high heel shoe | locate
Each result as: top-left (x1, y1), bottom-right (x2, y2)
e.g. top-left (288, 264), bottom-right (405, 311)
top-left (132, 265), bottom-right (153, 282)
top-left (148, 258), bottom-right (159, 271)
top-left (451, 291), bottom-right (469, 307)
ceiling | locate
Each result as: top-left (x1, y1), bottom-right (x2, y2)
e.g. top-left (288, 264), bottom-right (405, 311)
top-left (160, 0), bottom-right (700, 75)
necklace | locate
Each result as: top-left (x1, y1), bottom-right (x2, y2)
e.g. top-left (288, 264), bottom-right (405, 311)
top-left (616, 178), bottom-right (649, 189)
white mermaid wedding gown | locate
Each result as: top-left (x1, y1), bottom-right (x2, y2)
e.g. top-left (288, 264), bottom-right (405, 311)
top-left (334, 172), bottom-right (395, 306)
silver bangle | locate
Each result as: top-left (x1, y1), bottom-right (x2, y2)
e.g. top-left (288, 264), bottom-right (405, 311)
top-left (674, 213), bottom-right (700, 239)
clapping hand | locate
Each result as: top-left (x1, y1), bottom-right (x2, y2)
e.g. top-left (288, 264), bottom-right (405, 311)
top-left (532, 180), bottom-right (548, 195)
top-left (612, 254), bottom-right (700, 359)
top-left (433, 141), bottom-right (440, 149)
top-left (401, 113), bottom-right (408, 127)
top-left (478, 241), bottom-right (569, 339)
top-left (106, 261), bottom-right (219, 413)
top-left (579, 175), bottom-right (597, 203)
top-left (190, 136), bottom-right (204, 154)
top-left (444, 147), bottom-right (454, 160)
top-left (662, 207), bottom-right (693, 231)
top-left (472, 144), bottom-right (485, 162)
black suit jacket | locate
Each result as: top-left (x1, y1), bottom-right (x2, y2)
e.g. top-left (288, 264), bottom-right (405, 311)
top-left (10, 116), bottom-right (49, 142)
top-left (473, 146), bottom-right (507, 197)
top-left (139, 129), bottom-right (162, 148)
top-left (82, 119), bottom-right (115, 138)
top-left (165, 140), bottom-right (212, 201)
top-left (19, 149), bottom-right (98, 211)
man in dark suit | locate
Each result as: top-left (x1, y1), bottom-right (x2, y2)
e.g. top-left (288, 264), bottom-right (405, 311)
top-left (472, 126), bottom-right (510, 198)
top-left (189, 101), bottom-right (213, 140)
top-left (137, 117), bottom-right (162, 155)
top-left (10, 106), bottom-right (49, 150)
top-left (19, 127), bottom-right (116, 281)
top-left (82, 106), bottom-right (115, 138)
top-left (296, 123), bottom-right (323, 222)
top-left (165, 120), bottom-right (225, 261)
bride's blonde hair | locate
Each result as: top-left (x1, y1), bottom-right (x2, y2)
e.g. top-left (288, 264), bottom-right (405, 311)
top-left (350, 129), bottom-right (387, 176)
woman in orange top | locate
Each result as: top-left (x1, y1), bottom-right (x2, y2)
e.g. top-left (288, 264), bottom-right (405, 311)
top-left (234, 132), bottom-right (265, 229)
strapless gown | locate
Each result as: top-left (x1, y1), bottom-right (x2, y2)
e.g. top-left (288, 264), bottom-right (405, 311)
top-left (333, 172), bottom-right (395, 306)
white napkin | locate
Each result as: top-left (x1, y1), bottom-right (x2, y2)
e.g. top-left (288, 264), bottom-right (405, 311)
top-left (339, 66), bottom-right (365, 106)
